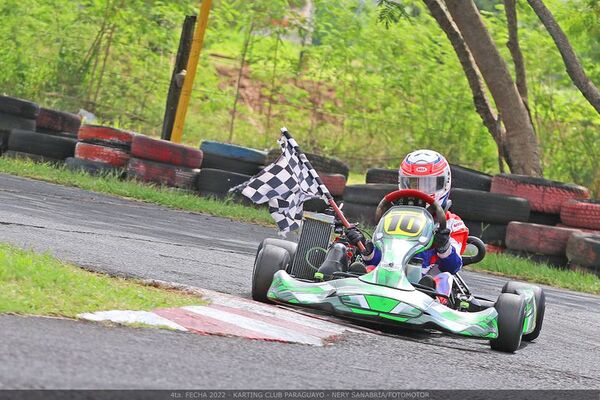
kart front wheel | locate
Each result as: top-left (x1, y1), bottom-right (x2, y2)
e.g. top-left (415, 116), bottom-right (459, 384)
top-left (490, 293), bottom-right (526, 353)
top-left (502, 281), bottom-right (545, 342)
top-left (252, 244), bottom-right (290, 303)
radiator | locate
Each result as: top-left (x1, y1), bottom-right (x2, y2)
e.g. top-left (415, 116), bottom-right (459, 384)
top-left (289, 212), bottom-right (335, 280)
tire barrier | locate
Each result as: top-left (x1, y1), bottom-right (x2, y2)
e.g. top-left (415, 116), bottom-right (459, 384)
top-left (266, 148), bottom-right (349, 178)
top-left (65, 157), bottom-right (122, 177)
top-left (449, 188), bottom-right (530, 224)
top-left (127, 157), bottom-right (199, 189)
top-left (560, 199), bottom-right (600, 230)
top-left (78, 125), bottom-right (136, 150)
top-left (365, 164), bottom-right (491, 191)
top-left (36, 108), bottom-right (81, 136)
top-left (0, 95), bottom-right (39, 120)
top-left (202, 141), bottom-right (265, 176)
top-left (341, 201), bottom-right (378, 227)
top-left (462, 220), bottom-right (507, 247)
top-left (343, 184), bottom-right (397, 205)
top-left (566, 233), bottom-right (600, 274)
top-left (75, 142), bottom-right (130, 167)
top-left (320, 173), bottom-right (346, 197)
top-left (0, 112), bottom-right (36, 133)
top-left (528, 211), bottom-right (561, 226)
top-left (365, 168), bottom-right (397, 184)
top-left (491, 174), bottom-right (590, 213)
top-left (505, 221), bottom-right (583, 257)
top-left (8, 129), bottom-right (76, 160)
top-left (131, 135), bottom-right (203, 169)
top-left (195, 168), bottom-right (252, 198)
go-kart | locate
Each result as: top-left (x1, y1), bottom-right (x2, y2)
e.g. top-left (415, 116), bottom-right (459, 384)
top-left (252, 189), bottom-right (545, 352)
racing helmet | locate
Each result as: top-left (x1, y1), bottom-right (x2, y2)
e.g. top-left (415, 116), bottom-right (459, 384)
top-left (399, 149), bottom-right (451, 208)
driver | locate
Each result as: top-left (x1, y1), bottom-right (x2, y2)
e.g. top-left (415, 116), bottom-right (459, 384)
top-left (347, 150), bottom-right (468, 304)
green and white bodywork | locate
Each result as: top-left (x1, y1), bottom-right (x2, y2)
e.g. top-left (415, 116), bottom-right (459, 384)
top-left (266, 206), bottom-right (538, 340)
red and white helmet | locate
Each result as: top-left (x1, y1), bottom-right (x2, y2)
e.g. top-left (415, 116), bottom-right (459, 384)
top-left (399, 149), bottom-right (451, 207)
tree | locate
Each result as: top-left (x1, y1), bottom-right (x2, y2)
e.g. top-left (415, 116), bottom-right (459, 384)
top-left (422, 0), bottom-right (509, 172)
top-left (526, 0), bottom-right (600, 114)
top-left (443, 1), bottom-right (542, 176)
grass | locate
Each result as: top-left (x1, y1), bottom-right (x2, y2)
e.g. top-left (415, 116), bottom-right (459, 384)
top-left (469, 253), bottom-right (600, 295)
top-left (0, 243), bottom-right (202, 317)
top-left (0, 157), bottom-right (274, 226)
top-left (0, 157), bottom-right (599, 296)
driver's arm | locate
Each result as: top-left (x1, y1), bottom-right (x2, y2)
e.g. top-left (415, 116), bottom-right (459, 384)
top-left (436, 237), bottom-right (463, 274)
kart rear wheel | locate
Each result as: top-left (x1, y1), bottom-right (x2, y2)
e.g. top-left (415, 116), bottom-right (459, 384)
top-left (502, 281), bottom-right (545, 342)
top-left (255, 238), bottom-right (297, 265)
top-left (490, 293), bottom-right (526, 353)
top-left (252, 245), bottom-right (291, 303)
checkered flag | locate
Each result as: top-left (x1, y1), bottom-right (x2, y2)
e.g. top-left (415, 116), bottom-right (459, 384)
top-left (232, 128), bottom-right (331, 234)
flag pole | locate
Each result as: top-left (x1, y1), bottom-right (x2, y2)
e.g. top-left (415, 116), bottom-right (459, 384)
top-left (280, 128), bottom-right (366, 253)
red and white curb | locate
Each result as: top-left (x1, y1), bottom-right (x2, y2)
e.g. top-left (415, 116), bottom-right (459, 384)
top-left (78, 289), bottom-right (365, 346)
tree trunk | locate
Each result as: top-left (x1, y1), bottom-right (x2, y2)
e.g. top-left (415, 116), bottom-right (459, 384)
top-left (526, 0), bottom-right (600, 114)
top-left (423, 0), bottom-right (509, 172)
top-left (445, 0), bottom-right (542, 176)
top-left (504, 0), bottom-right (528, 105)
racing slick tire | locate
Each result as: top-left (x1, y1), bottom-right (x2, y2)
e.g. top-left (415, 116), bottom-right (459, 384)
top-left (502, 282), bottom-right (545, 342)
top-left (195, 168), bottom-right (252, 198)
top-left (0, 112), bottom-right (36, 132)
top-left (252, 245), bottom-right (291, 303)
top-left (256, 238), bottom-right (298, 265)
top-left (490, 174), bottom-right (590, 214)
top-left (560, 199), bottom-right (600, 230)
top-left (490, 293), bottom-right (526, 353)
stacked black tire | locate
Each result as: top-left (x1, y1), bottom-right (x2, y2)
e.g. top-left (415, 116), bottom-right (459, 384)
top-left (341, 184), bottom-right (397, 227)
top-left (197, 141), bottom-right (266, 199)
top-left (492, 174), bottom-right (593, 268)
top-left (1, 96), bottom-right (79, 163)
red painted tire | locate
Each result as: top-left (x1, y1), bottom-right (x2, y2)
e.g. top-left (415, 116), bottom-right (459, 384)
top-left (556, 223), bottom-right (600, 235)
top-left (490, 174), bottom-right (589, 213)
top-left (78, 125), bottom-right (135, 147)
top-left (320, 173), bottom-right (346, 197)
top-left (505, 221), bottom-right (582, 256)
top-left (566, 233), bottom-right (600, 273)
top-left (127, 157), bottom-right (199, 189)
top-left (75, 142), bottom-right (130, 167)
top-left (560, 199), bottom-right (600, 230)
top-left (36, 108), bottom-right (82, 134)
top-left (131, 135), bottom-right (203, 169)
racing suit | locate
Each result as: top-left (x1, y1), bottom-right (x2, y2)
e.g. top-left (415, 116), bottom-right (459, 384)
top-left (363, 211), bottom-right (469, 300)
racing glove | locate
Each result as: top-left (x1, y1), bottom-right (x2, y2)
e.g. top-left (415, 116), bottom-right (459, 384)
top-left (346, 227), bottom-right (374, 256)
top-left (433, 228), bottom-right (451, 255)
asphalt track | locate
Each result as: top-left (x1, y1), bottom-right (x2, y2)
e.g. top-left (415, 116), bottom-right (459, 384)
top-left (1, 173), bottom-right (599, 389)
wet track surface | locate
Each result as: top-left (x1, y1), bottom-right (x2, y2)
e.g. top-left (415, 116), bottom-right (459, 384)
top-left (0, 174), bottom-right (599, 389)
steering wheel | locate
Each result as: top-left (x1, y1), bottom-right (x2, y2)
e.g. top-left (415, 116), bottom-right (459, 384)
top-left (375, 189), bottom-right (447, 231)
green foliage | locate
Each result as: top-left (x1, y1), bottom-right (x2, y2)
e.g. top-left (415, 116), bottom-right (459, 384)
top-left (1, 0), bottom-right (598, 193)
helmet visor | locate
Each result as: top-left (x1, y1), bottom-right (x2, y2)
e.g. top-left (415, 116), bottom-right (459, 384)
top-left (399, 176), bottom-right (446, 195)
